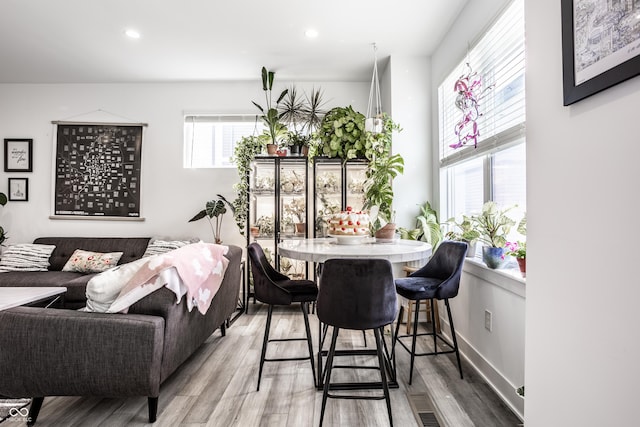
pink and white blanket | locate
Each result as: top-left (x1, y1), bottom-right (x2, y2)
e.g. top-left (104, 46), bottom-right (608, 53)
top-left (108, 242), bottom-right (229, 314)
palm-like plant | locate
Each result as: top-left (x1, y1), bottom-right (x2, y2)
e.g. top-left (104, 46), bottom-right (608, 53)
top-left (252, 67), bottom-right (288, 145)
top-left (189, 194), bottom-right (235, 244)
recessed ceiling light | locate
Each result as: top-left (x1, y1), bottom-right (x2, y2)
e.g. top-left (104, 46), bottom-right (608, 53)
top-left (305, 29), bottom-right (319, 39)
top-left (125, 29), bottom-right (141, 39)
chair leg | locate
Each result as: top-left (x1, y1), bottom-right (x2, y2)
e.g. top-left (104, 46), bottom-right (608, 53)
top-left (319, 327), bottom-right (340, 427)
top-left (406, 300), bottom-right (413, 334)
top-left (301, 302), bottom-right (317, 387)
top-left (27, 397), bottom-right (44, 427)
top-left (148, 397), bottom-right (158, 423)
top-left (393, 304), bottom-right (404, 356)
top-left (409, 299), bottom-right (421, 385)
top-left (257, 304), bottom-right (274, 391)
top-left (374, 327), bottom-right (393, 427)
top-left (430, 299), bottom-right (437, 352)
top-left (445, 299), bottom-right (464, 379)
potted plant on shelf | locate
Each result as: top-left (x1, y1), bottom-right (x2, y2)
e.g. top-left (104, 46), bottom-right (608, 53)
top-left (473, 201), bottom-right (516, 269)
top-left (252, 66), bottom-right (288, 151)
top-left (279, 86), bottom-right (325, 156)
top-left (310, 106), bottom-right (403, 237)
top-left (284, 198), bottom-right (306, 234)
top-left (188, 194), bottom-right (235, 244)
top-left (445, 214), bottom-right (481, 257)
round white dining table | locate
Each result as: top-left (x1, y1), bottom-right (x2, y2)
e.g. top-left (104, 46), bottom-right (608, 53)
top-left (278, 237), bottom-right (432, 264)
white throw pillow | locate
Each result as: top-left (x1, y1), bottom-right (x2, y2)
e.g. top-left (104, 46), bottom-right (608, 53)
top-left (0, 243), bottom-right (56, 272)
top-left (62, 249), bottom-right (123, 273)
top-left (84, 256), bottom-right (151, 312)
top-left (142, 239), bottom-right (200, 257)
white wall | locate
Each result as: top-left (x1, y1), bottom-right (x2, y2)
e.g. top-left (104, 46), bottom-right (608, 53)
top-left (0, 81), bottom-right (368, 248)
top-left (385, 56), bottom-right (433, 230)
top-left (430, 0), bottom-right (526, 419)
top-left (525, 0), bottom-right (640, 425)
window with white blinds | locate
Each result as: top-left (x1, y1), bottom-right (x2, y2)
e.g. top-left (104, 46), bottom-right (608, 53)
top-left (183, 115), bottom-right (262, 168)
top-left (438, 0), bottom-right (526, 248)
top-left (438, 0), bottom-right (525, 167)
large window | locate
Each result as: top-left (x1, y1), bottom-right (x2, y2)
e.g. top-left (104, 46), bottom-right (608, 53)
top-left (438, 0), bottom-right (525, 241)
top-left (183, 115), bottom-right (261, 168)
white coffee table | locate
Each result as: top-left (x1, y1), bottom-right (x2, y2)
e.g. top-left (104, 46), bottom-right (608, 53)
top-left (0, 287), bottom-right (67, 311)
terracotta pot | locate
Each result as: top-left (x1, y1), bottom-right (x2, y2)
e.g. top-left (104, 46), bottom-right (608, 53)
top-left (294, 222), bottom-right (306, 234)
top-left (517, 257), bottom-right (526, 277)
top-left (266, 143), bottom-right (277, 155)
top-left (374, 223), bottom-right (396, 240)
top-left (301, 146), bottom-right (309, 157)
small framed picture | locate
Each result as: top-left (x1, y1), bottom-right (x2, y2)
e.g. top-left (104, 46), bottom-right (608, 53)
top-left (4, 138), bottom-right (33, 172)
top-left (8, 178), bottom-right (28, 201)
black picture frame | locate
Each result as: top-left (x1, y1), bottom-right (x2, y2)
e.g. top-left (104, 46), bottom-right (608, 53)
top-left (53, 123), bottom-right (143, 219)
top-left (8, 178), bottom-right (28, 201)
top-left (4, 138), bottom-right (33, 172)
top-left (562, 0), bottom-right (640, 105)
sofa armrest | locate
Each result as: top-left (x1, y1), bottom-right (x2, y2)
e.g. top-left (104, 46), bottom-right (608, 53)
top-left (0, 307), bottom-right (164, 398)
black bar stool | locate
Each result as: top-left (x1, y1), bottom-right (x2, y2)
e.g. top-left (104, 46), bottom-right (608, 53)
top-left (393, 241), bottom-right (468, 383)
top-left (247, 243), bottom-right (317, 391)
top-left (317, 258), bottom-right (397, 427)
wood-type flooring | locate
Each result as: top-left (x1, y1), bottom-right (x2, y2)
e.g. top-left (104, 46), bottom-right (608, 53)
top-left (31, 304), bottom-right (522, 426)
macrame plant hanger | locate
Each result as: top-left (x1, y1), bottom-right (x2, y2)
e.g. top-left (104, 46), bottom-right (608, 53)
top-left (365, 43), bottom-right (383, 134)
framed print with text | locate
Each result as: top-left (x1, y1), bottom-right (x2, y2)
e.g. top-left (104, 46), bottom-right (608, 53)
top-left (4, 138), bottom-right (33, 172)
top-left (562, 0), bottom-right (640, 105)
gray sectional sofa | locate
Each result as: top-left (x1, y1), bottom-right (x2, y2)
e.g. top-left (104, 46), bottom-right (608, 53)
top-left (0, 237), bottom-right (242, 424)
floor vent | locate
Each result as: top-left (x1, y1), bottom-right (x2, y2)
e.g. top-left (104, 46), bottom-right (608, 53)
top-left (419, 411), bottom-right (441, 427)
top-left (408, 392), bottom-right (444, 427)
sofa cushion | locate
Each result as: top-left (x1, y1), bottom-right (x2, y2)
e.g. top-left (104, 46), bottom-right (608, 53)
top-left (142, 239), bottom-right (200, 257)
top-left (33, 237), bottom-right (151, 271)
top-left (62, 249), bottom-right (123, 273)
top-left (0, 244), bottom-right (56, 272)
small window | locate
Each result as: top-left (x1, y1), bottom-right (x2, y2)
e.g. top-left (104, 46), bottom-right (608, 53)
top-left (183, 115), bottom-right (262, 168)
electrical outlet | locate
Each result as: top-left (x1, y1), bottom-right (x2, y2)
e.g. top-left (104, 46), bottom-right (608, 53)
top-left (484, 310), bottom-right (492, 332)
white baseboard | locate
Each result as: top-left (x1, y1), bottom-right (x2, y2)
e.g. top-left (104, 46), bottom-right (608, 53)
top-left (440, 318), bottom-right (525, 421)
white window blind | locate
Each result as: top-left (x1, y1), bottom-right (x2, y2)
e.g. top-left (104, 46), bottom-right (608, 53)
top-left (439, 0), bottom-right (525, 167)
top-left (184, 114), bottom-right (261, 168)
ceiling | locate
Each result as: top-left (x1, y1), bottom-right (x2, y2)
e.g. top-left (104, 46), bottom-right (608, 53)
top-left (0, 0), bottom-right (467, 84)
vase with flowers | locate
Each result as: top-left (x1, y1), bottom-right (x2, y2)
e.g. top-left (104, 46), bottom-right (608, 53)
top-left (505, 241), bottom-right (526, 277)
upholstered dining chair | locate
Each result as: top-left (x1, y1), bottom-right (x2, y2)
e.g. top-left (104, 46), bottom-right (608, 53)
top-left (317, 258), bottom-right (397, 427)
top-left (393, 241), bottom-right (468, 383)
top-left (247, 242), bottom-right (317, 391)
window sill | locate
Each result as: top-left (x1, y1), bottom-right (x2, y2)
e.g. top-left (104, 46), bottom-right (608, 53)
top-left (463, 257), bottom-right (526, 298)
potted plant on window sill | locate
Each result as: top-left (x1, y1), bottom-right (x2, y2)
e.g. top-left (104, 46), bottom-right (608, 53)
top-left (445, 214), bottom-right (480, 257)
top-left (473, 201), bottom-right (516, 269)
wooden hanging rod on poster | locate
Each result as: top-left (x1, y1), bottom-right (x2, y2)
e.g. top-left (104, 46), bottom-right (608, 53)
top-left (51, 120), bottom-right (148, 127)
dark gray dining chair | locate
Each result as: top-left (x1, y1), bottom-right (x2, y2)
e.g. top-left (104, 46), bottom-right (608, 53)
top-left (247, 242), bottom-right (317, 391)
top-left (393, 241), bottom-right (468, 383)
top-left (317, 258), bottom-right (397, 427)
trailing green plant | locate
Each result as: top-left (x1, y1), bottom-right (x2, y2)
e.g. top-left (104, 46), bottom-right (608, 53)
top-left (313, 106), bottom-right (367, 160)
top-left (231, 134), bottom-right (269, 235)
top-left (398, 201), bottom-right (443, 248)
top-left (473, 201), bottom-right (516, 248)
top-left (252, 67), bottom-right (288, 145)
top-left (362, 114), bottom-right (403, 230)
top-left (188, 194), bottom-right (235, 244)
